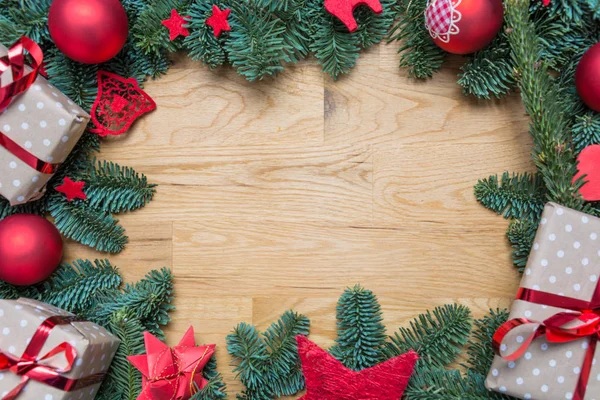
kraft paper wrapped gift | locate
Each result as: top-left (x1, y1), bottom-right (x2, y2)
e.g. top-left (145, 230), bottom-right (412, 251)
top-left (0, 39), bottom-right (90, 205)
top-left (486, 203), bottom-right (600, 400)
top-left (0, 298), bottom-right (120, 400)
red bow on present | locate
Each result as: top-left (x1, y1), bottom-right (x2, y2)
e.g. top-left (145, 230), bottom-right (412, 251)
top-left (127, 327), bottom-right (216, 400)
top-left (0, 36), bottom-right (43, 112)
top-left (0, 315), bottom-right (105, 400)
top-left (493, 287), bottom-right (600, 400)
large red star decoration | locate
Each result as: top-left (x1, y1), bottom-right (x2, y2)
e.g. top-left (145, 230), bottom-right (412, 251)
top-left (324, 0), bottom-right (383, 32)
top-left (296, 336), bottom-right (418, 399)
top-left (127, 327), bottom-right (216, 400)
top-left (55, 177), bottom-right (87, 202)
top-left (162, 9), bottom-right (190, 41)
top-left (206, 5), bottom-right (231, 37)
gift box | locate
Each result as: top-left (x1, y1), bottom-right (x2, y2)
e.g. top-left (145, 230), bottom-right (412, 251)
top-left (0, 37), bottom-right (90, 205)
top-left (0, 298), bottom-right (120, 399)
top-left (486, 203), bottom-right (600, 400)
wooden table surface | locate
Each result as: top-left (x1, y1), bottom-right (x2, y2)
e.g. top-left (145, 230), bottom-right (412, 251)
top-left (63, 41), bottom-right (533, 396)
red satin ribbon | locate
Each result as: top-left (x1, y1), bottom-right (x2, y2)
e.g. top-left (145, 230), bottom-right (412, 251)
top-left (0, 37), bottom-right (59, 176)
top-left (493, 286), bottom-right (600, 400)
top-left (0, 315), bottom-right (106, 400)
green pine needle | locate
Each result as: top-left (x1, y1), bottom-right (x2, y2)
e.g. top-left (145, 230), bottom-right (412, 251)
top-left (45, 51), bottom-right (99, 110)
top-left (383, 304), bottom-right (472, 367)
top-left (81, 160), bottom-right (156, 213)
top-left (475, 172), bottom-right (547, 221)
top-left (0, 0), bottom-right (52, 45)
top-left (49, 195), bottom-right (128, 254)
top-left (507, 219), bottom-right (538, 272)
top-left (330, 285), bottom-right (387, 371)
top-left (184, 0), bottom-right (228, 68)
top-left (573, 111), bottom-right (600, 153)
top-left (466, 309), bottom-right (509, 375)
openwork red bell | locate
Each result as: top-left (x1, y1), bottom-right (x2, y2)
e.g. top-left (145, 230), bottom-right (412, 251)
top-left (89, 71), bottom-right (156, 137)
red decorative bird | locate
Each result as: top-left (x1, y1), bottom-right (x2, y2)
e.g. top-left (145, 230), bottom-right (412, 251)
top-left (324, 0), bottom-right (383, 32)
top-left (55, 177), bottom-right (87, 202)
top-left (296, 335), bottom-right (418, 399)
top-left (162, 9), bottom-right (190, 41)
top-left (206, 5), bottom-right (231, 37)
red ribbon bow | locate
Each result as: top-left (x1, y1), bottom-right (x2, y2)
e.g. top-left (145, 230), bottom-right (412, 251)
top-left (493, 287), bottom-right (600, 400)
top-left (0, 315), bottom-right (105, 400)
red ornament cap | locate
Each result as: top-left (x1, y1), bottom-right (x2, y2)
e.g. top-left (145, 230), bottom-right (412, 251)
top-left (162, 9), bottom-right (190, 41)
top-left (324, 0), bottom-right (383, 32)
top-left (206, 5), bottom-right (231, 37)
top-left (574, 145), bottom-right (600, 202)
top-left (55, 177), bottom-right (87, 202)
top-left (89, 71), bottom-right (157, 137)
top-left (296, 335), bottom-right (418, 399)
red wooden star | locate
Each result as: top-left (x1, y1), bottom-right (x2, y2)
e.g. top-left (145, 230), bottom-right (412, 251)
top-left (206, 5), bottom-right (231, 37)
top-left (296, 336), bottom-right (418, 399)
top-left (324, 0), bottom-right (383, 32)
top-left (55, 177), bottom-right (87, 202)
top-left (162, 9), bottom-right (190, 41)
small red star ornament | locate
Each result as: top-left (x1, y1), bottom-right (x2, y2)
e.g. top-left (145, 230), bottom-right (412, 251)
top-left (55, 177), bottom-right (87, 202)
top-left (324, 0), bottom-right (383, 32)
top-left (162, 9), bottom-right (190, 41)
top-left (296, 335), bottom-right (418, 399)
top-left (206, 5), bottom-right (231, 37)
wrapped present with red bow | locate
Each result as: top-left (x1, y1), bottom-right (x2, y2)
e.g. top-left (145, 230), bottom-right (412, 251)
top-left (0, 298), bottom-right (120, 400)
top-left (486, 203), bottom-right (600, 400)
top-left (0, 37), bottom-right (89, 205)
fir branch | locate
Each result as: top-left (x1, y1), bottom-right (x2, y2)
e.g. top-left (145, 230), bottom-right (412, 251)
top-left (51, 132), bottom-right (101, 186)
top-left (458, 35), bottom-right (515, 99)
top-left (354, 0), bottom-right (395, 49)
top-left (81, 160), bottom-right (156, 213)
top-left (507, 219), bottom-right (538, 272)
top-left (184, 0), bottom-right (228, 68)
top-left (466, 309), bottom-right (509, 376)
top-left (383, 304), bottom-right (472, 367)
top-left (388, 0), bottom-right (445, 79)
top-left (573, 111), bottom-right (600, 154)
top-left (39, 259), bottom-right (122, 314)
top-left (49, 195), bottom-right (128, 253)
top-left (276, 0), bottom-right (314, 63)
top-left (132, 0), bottom-right (190, 55)
top-left (0, 196), bottom-right (48, 221)
top-left (309, 6), bottom-right (360, 80)
top-left (191, 356), bottom-right (228, 399)
top-left (225, 2), bottom-right (290, 81)
top-left (505, 0), bottom-right (585, 211)
top-left (45, 51), bottom-right (99, 110)
top-left (475, 172), bottom-right (546, 221)
top-left (227, 322), bottom-right (270, 395)
top-left (0, 0), bottom-right (52, 45)
top-left (330, 285), bottom-right (387, 371)
top-left (93, 268), bottom-right (175, 338)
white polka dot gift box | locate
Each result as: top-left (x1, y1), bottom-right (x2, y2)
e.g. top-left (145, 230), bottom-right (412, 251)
top-left (0, 298), bottom-right (119, 400)
top-left (486, 203), bottom-right (600, 400)
top-left (0, 37), bottom-right (89, 206)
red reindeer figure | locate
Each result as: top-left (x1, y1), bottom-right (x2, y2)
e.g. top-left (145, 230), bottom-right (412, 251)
top-left (324, 0), bottom-right (383, 32)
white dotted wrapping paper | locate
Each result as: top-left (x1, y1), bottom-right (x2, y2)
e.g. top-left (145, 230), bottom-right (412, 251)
top-left (0, 298), bottom-right (120, 400)
top-left (0, 44), bottom-right (90, 205)
top-left (486, 203), bottom-right (600, 400)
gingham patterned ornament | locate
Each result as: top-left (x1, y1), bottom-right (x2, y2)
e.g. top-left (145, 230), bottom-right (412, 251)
top-left (425, 0), bottom-right (461, 44)
top-left (424, 0), bottom-right (504, 55)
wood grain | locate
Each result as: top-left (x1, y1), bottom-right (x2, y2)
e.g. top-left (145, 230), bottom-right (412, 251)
top-left (62, 40), bottom-right (532, 397)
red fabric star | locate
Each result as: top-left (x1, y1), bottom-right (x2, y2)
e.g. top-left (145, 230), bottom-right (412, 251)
top-left (55, 177), bottom-right (87, 202)
top-left (127, 327), bottom-right (216, 400)
top-left (162, 9), bottom-right (190, 41)
top-left (324, 0), bottom-right (383, 32)
top-left (542, 0), bottom-right (551, 5)
top-left (206, 5), bottom-right (231, 37)
top-left (297, 336), bottom-right (418, 400)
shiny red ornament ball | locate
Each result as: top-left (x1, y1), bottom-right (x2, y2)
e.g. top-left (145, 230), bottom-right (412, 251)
top-left (0, 215), bottom-right (63, 286)
top-left (48, 0), bottom-right (129, 64)
top-left (425, 0), bottom-right (504, 55)
top-left (576, 43), bottom-right (600, 112)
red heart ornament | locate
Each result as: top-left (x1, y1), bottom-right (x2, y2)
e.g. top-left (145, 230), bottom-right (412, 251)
top-left (574, 145), bottom-right (600, 201)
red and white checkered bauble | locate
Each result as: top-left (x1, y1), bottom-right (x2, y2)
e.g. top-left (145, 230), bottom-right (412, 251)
top-left (424, 0), bottom-right (504, 55)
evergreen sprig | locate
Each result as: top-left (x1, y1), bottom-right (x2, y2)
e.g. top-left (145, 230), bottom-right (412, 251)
top-left (329, 285), bottom-right (387, 371)
top-left (466, 309), bottom-right (509, 375)
top-left (475, 172), bottom-right (547, 221)
top-left (573, 111), bottom-right (600, 153)
top-left (507, 219), bottom-right (538, 272)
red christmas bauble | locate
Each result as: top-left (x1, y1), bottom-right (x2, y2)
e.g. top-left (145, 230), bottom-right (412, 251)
top-left (0, 215), bottom-right (63, 286)
top-left (576, 43), bottom-right (600, 112)
top-left (48, 0), bottom-right (129, 64)
top-left (425, 0), bottom-right (504, 55)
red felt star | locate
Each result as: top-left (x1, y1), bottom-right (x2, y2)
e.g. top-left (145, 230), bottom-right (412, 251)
top-left (206, 5), bottom-right (231, 37)
top-left (162, 9), bottom-right (190, 41)
top-left (296, 336), bottom-right (418, 399)
top-left (542, 0), bottom-right (551, 5)
top-left (55, 177), bottom-right (87, 202)
top-left (324, 0), bottom-right (383, 32)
